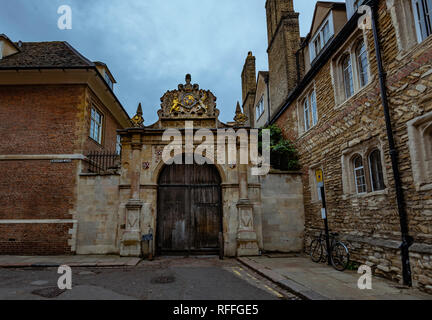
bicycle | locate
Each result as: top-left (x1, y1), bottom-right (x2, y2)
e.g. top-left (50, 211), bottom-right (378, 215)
top-left (309, 230), bottom-right (350, 271)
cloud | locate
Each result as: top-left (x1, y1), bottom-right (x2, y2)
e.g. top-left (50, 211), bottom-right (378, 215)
top-left (1, 0), bottom-right (319, 124)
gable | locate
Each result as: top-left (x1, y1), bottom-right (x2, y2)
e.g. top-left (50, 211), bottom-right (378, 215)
top-left (0, 35), bottom-right (20, 59)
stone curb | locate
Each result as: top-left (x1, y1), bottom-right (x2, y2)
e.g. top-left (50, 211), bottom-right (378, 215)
top-left (0, 259), bottom-right (141, 268)
top-left (237, 257), bottom-right (329, 300)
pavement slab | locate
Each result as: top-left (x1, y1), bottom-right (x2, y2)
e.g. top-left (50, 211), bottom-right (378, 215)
top-left (238, 255), bottom-right (432, 300)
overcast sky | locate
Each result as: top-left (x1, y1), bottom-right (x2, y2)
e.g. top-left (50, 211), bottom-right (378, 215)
top-left (0, 0), bottom-right (321, 124)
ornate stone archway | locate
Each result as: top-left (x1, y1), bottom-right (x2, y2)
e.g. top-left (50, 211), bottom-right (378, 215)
top-left (117, 75), bottom-right (261, 257)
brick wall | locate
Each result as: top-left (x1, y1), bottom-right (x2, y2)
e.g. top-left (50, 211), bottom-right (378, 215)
top-left (0, 223), bottom-right (73, 255)
top-left (0, 85), bottom-right (86, 155)
top-left (0, 81), bottom-right (124, 255)
top-left (274, 0), bottom-right (432, 292)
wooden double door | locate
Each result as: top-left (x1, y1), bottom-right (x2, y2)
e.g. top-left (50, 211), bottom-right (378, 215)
top-left (157, 163), bottom-right (222, 255)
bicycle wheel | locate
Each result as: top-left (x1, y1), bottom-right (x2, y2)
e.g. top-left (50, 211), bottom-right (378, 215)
top-left (330, 242), bottom-right (350, 271)
top-left (310, 239), bottom-right (323, 263)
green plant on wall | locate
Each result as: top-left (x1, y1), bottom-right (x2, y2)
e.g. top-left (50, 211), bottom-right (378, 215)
top-left (259, 124), bottom-right (300, 171)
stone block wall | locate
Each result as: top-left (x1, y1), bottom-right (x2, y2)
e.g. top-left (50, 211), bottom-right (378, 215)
top-left (259, 171), bottom-right (305, 252)
top-left (273, 0), bottom-right (432, 292)
top-left (75, 173), bottom-right (121, 255)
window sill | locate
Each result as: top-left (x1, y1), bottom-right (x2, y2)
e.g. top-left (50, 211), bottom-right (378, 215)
top-left (298, 122), bottom-right (319, 139)
top-left (342, 188), bottom-right (388, 200)
top-left (333, 78), bottom-right (376, 111)
top-left (88, 136), bottom-right (103, 148)
top-left (396, 34), bottom-right (432, 61)
top-left (416, 183), bottom-right (432, 192)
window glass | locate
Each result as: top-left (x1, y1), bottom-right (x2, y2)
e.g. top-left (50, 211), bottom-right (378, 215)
top-left (343, 55), bottom-right (354, 99)
top-left (116, 135), bottom-right (122, 155)
top-left (357, 41), bottom-right (369, 87)
top-left (90, 107), bottom-right (103, 144)
top-left (413, 0), bottom-right (432, 42)
top-left (354, 155), bottom-right (367, 194)
top-left (311, 90), bottom-right (318, 126)
top-left (369, 150), bottom-right (385, 191)
top-left (314, 35), bottom-right (322, 57)
top-left (322, 21), bottom-right (331, 44)
top-left (304, 99), bottom-right (310, 131)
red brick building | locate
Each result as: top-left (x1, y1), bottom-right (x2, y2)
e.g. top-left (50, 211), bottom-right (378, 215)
top-left (0, 34), bottom-right (131, 255)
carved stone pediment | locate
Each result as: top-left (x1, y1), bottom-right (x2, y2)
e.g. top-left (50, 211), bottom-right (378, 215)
top-left (158, 74), bottom-right (220, 120)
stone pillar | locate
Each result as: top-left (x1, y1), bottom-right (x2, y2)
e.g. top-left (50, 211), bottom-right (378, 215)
top-left (236, 160), bottom-right (260, 256)
top-left (120, 133), bottom-right (143, 257)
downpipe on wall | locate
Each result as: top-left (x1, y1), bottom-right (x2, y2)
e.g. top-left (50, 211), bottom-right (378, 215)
top-left (368, 0), bottom-right (413, 286)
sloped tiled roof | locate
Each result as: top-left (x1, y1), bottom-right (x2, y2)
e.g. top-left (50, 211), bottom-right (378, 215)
top-left (0, 41), bottom-right (94, 69)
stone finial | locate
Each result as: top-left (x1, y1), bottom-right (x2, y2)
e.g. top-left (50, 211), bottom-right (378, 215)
top-left (185, 73), bottom-right (192, 84)
top-left (234, 101), bottom-right (248, 126)
top-left (131, 103), bottom-right (144, 127)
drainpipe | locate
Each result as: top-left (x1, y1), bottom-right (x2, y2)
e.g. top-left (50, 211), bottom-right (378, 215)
top-left (265, 76), bottom-right (271, 126)
top-left (369, 0), bottom-right (413, 286)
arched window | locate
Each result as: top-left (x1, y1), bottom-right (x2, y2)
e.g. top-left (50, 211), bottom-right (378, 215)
top-left (356, 41), bottom-right (369, 87)
top-left (368, 149), bottom-right (385, 191)
top-left (353, 155), bottom-right (367, 194)
top-left (342, 55), bottom-right (354, 99)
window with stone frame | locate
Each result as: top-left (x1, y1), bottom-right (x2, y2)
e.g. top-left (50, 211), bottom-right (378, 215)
top-left (387, 0), bottom-right (427, 52)
top-left (90, 106), bottom-right (103, 144)
top-left (341, 139), bottom-right (388, 196)
top-left (412, 0), bottom-right (432, 42)
top-left (368, 149), bottom-right (386, 191)
top-left (302, 89), bottom-right (318, 132)
top-left (353, 155), bottom-right (367, 194)
top-left (407, 111), bottom-right (432, 191)
top-left (332, 34), bottom-right (371, 105)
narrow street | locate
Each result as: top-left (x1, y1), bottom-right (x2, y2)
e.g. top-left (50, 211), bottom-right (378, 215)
top-left (0, 257), bottom-right (300, 300)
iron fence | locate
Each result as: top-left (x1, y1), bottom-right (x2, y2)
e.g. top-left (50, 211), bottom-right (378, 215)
top-left (86, 150), bottom-right (120, 174)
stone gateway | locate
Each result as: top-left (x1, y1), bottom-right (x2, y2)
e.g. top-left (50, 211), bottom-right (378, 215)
top-left (74, 75), bottom-right (305, 258)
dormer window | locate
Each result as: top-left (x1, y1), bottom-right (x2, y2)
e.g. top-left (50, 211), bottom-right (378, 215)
top-left (104, 72), bottom-right (113, 90)
top-left (309, 12), bottom-right (335, 63)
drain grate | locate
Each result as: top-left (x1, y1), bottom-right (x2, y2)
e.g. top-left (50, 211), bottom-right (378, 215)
top-left (31, 287), bottom-right (66, 299)
top-left (151, 275), bottom-right (176, 284)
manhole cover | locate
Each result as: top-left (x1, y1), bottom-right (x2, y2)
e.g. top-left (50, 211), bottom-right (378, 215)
top-left (151, 275), bottom-right (176, 284)
top-left (31, 287), bottom-right (66, 298)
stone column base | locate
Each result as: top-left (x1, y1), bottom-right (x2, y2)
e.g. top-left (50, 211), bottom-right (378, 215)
top-left (236, 200), bottom-right (260, 257)
top-left (120, 199), bottom-right (143, 257)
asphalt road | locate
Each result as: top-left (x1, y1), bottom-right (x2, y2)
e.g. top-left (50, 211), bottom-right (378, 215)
top-left (0, 256), bottom-right (300, 300)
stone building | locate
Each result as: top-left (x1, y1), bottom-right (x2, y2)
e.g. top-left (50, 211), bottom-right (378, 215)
top-left (244, 0), bottom-right (432, 291)
top-left (0, 35), bottom-right (131, 254)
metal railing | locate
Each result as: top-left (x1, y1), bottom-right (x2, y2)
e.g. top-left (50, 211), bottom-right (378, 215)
top-left (86, 150), bottom-right (120, 174)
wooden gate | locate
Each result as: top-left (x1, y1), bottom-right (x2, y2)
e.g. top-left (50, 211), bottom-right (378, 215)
top-left (157, 163), bottom-right (222, 255)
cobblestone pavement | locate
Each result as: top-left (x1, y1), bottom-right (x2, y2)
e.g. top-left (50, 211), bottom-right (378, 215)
top-left (0, 256), bottom-right (300, 300)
